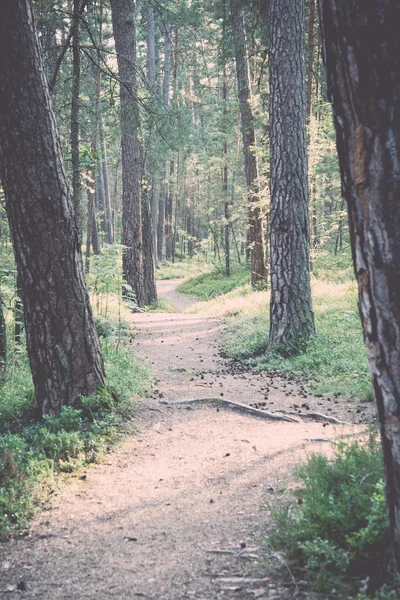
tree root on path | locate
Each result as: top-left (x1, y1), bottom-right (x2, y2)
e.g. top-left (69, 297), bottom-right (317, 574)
top-left (160, 397), bottom-right (299, 422)
top-left (159, 397), bottom-right (350, 425)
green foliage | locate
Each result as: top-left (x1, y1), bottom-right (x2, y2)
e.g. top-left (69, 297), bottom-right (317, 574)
top-left (177, 266), bottom-right (251, 300)
top-left (312, 251), bottom-right (354, 283)
top-left (0, 320), bottom-right (153, 540)
top-left (268, 439), bottom-right (393, 597)
top-left (145, 297), bottom-right (175, 312)
top-left (156, 258), bottom-right (211, 281)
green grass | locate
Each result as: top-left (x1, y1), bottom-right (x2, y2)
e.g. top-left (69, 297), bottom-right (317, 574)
top-left (268, 437), bottom-right (396, 598)
top-left (223, 278), bottom-right (372, 400)
top-left (156, 257), bottom-right (211, 280)
top-left (145, 297), bottom-right (175, 312)
top-left (0, 314), bottom-right (153, 540)
top-left (177, 265), bottom-right (252, 300)
top-left (177, 251), bottom-right (371, 401)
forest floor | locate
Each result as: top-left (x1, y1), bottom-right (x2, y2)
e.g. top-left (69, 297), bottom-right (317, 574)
top-left (0, 280), bottom-right (371, 600)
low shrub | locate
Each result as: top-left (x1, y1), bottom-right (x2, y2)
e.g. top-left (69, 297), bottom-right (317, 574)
top-left (268, 438), bottom-right (395, 597)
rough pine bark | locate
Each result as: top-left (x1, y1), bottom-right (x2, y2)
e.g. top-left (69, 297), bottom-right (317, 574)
top-left (268, 0), bottom-right (315, 354)
top-left (319, 0), bottom-right (400, 556)
top-left (70, 0), bottom-right (82, 237)
top-left (141, 5), bottom-right (158, 304)
top-left (157, 23), bottom-right (171, 263)
top-left (0, 0), bottom-right (105, 417)
top-left (231, 3), bottom-right (267, 286)
top-left (110, 0), bottom-right (145, 306)
top-left (146, 5), bottom-right (158, 263)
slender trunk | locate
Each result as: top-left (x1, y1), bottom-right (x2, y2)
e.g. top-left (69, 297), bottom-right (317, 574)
top-left (0, 0), bottom-right (105, 417)
top-left (0, 290), bottom-right (6, 376)
top-left (146, 6), bottom-right (158, 264)
top-left (99, 112), bottom-right (114, 244)
top-left (230, 2), bottom-right (266, 286)
top-left (71, 0), bottom-right (82, 238)
top-left (319, 0), bottom-right (400, 561)
top-left (157, 23), bottom-right (171, 263)
top-left (306, 0), bottom-right (316, 122)
top-left (268, 0), bottom-right (315, 354)
top-left (110, 0), bottom-right (144, 306)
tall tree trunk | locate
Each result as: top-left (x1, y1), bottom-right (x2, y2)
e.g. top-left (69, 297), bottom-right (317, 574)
top-left (222, 4), bottom-right (230, 277)
top-left (0, 0), bottom-right (105, 417)
top-left (268, 0), bottom-right (315, 354)
top-left (146, 5), bottom-right (158, 264)
top-left (110, 0), bottom-right (145, 307)
top-left (157, 22), bottom-right (171, 263)
top-left (319, 0), bottom-right (400, 563)
top-left (230, 3), bottom-right (266, 286)
top-left (0, 289), bottom-right (6, 377)
top-left (70, 0), bottom-right (82, 238)
top-left (141, 4), bottom-right (158, 304)
top-left (99, 112), bottom-right (114, 244)
top-left (306, 0), bottom-right (317, 123)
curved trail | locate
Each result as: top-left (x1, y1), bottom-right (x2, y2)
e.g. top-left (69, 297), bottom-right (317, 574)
top-left (0, 280), bottom-right (362, 600)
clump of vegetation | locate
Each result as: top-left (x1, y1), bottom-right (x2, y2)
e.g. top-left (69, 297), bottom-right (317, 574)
top-left (156, 257), bottom-right (211, 281)
top-left (268, 438), bottom-right (396, 598)
top-left (179, 252), bottom-right (372, 401)
top-left (145, 297), bottom-right (175, 312)
top-left (0, 312), bottom-right (153, 541)
top-left (177, 265), bottom-right (251, 300)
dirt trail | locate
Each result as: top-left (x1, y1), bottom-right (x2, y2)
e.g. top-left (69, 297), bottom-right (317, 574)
top-left (0, 280), bottom-right (365, 600)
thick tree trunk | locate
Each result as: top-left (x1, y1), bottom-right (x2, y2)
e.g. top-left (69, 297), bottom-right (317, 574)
top-left (110, 0), bottom-right (145, 307)
top-left (0, 0), bottom-right (105, 417)
top-left (319, 0), bottom-right (400, 560)
top-left (268, 0), bottom-right (315, 354)
top-left (230, 3), bottom-right (266, 286)
top-left (70, 0), bottom-right (82, 238)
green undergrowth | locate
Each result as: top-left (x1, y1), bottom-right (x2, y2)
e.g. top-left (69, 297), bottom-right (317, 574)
top-left (0, 314), bottom-right (153, 541)
top-left (145, 297), bottom-right (175, 312)
top-left (177, 265), bottom-right (252, 300)
top-left (180, 252), bottom-right (372, 401)
top-left (156, 257), bottom-right (211, 280)
top-left (268, 437), bottom-right (397, 598)
top-left (224, 279), bottom-right (372, 400)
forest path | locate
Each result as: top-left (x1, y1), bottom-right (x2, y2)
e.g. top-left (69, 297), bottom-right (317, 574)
top-left (0, 280), bottom-right (364, 600)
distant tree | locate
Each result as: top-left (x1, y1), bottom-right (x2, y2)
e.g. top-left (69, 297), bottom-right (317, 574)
top-left (230, 2), bottom-right (266, 286)
top-left (110, 0), bottom-right (145, 306)
top-left (319, 0), bottom-right (400, 565)
top-left (268, 0), bottom-right (315, 354)
top-left (0, 0), bottom-right (105, 417)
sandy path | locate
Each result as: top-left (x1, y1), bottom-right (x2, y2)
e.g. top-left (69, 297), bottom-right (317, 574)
top-left (0, 280), bottom-right (364, 600)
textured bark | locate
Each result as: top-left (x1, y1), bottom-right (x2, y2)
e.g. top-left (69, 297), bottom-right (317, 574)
top-left (0, 0), bottom-right (105, 417)
top-left (146, 5), bottom-right (158, 263)
top-left (157, 24), bottom-right (171, 263)
top-left (70, 0), bottom-right (82, 237)
top-left (306, 0), bottom-right (317, 122)
top-left (231, 3), bottom-right (266, 286)
top-left (0, 290), bottom-right (6, 375)
top-left (142, 187), bottom-right (157, 304)
top-left (268, 0), bottom-right (315, 353)
top-left (141, 4), bottom-right (157, 304)
top-left (99, 111), bottom-right (114, 245)
top-left (110, 0), bottom-right (145, 307)
top-left (319, 0), bottom-right (400, 555)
